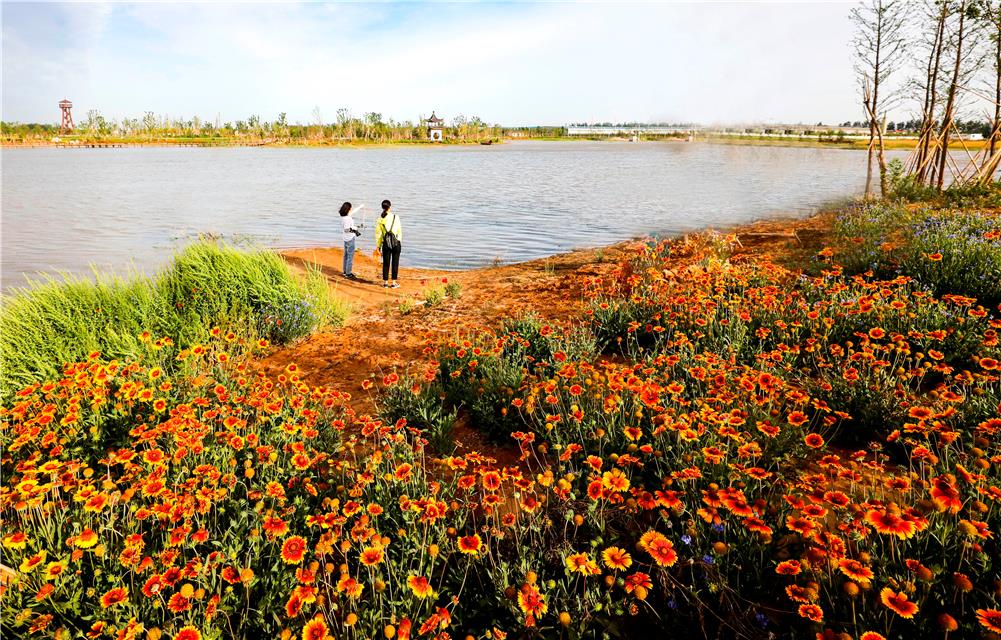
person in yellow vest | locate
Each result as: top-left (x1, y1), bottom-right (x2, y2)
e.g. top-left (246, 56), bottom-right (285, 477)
top-left (374, 199), bottom-right (403, 288)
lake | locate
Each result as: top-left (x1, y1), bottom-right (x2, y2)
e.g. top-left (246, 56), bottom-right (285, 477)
top-left (1, 141), bottom-right (905, 290)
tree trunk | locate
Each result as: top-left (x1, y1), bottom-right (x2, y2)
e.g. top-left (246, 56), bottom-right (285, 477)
top-left (936, 3), bottom-right (967, 192)
top-left (917, 3), bottom-right (948, 185)
top-left (877, 115), bottom-right (889, 196)
top-left (992, 11), bottom-right (1001, 160)
top-left (865, 133), bottom-right (875, 197)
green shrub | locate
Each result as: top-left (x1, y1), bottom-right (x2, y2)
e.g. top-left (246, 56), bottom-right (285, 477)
top-left (437, 341), bottom-right (526, 442)
top-left (502, 314), bottom-right (596, 373)
top-left (423, 286), bottom-right (445, 308)
top-left (444, 281), bottom-right (462, 299)
top-left (378, 378), bottom-right (458, 454)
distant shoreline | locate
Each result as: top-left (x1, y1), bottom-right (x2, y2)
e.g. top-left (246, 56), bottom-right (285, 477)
top-left (2, 135), bottom-right (983, 151)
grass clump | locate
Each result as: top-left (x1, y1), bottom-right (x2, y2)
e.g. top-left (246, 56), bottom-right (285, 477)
top-left (0, 241), bottom-right (345, 397)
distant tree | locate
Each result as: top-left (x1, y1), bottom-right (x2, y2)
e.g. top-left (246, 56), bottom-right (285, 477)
top-left (82, 109), bottom-right (110, 136)
top-left (142, 111), bottom-right (157, 139)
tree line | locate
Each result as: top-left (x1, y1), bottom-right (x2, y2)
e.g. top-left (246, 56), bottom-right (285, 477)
top-left (0, 109), bottom-right (507, 143)
top-left (851, 0), bottom-right (1001, 196)
top-left (840, 118), bottom-right (993, 136)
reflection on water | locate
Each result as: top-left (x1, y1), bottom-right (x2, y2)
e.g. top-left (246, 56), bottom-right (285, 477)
top-left (1, 141), bottom-right (905, 290)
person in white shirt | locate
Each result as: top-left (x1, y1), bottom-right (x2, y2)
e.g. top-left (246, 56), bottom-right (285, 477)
top-left (339, 202), bottom-right (362, 279)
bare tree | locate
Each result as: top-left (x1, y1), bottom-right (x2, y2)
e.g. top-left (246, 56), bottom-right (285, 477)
top-left (851, 0), bottom-right (910, 197)
top-left (912, 1), bottom-right (951, 184)
top-left (932, 1), bottom-right (973, 190)
top-left (975, 0), bottom-right (1001, 182)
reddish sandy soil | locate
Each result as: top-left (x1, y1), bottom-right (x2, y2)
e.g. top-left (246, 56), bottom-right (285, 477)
top-left (260, 213), bottom-right (834, 458)
top-left (261, 243), bottom-right (630, 459)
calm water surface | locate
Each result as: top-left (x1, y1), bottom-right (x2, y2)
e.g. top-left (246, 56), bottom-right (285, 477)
top-left (1, 141), bottom-right (904, 290)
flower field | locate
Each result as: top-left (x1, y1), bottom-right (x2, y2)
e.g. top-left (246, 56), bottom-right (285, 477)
top-left (3, 203), bottom-right (1001, 639)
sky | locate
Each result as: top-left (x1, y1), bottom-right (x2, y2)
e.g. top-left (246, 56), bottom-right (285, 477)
top-left (2, 1), bottom-right (869, 127)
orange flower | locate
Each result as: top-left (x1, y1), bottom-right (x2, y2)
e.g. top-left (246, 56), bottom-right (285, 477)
top-left (879, 588), bottom-right (918, 618)
top-left (336, 575), bottom-right (364, 599)
top-left (263, 516), bottom-right (289, 538)
top-left (798, 604), bottom-right (823, 622)
top-left (624, 572), bottom-right (652, 594)
top-left (286, 592), bottom-right (304, 617)
top-left (775, 560), bottom-right (801, 576)
top-left (395, 463), bottom-right (414, 481)
top-left (837, 559), bottom-right (873, 585)
top-left (407, 575), bottom-right (435, 599)
top-left (787, 411), bottom-right (808, 427)
top-left (952, 572), bottom-right (973, 592)
top-left (83, 493), bottom-right (109, 512)
top-left (601, 546), bottom-right (632, 571)
top-left (803, 433), bottom-right (824, 449)
top-left (929, 475), bottom-right (962, 513)
top-left (565, 552), bottom-right (600, 575)
top-left (168, 593), bottom-right (192, 613)
top-left (19, 551), bottom-right (46, 573)
top-left (141, 575), bottom-right (163, 598)
top-left (174, 628), bottom-right (202, 640)
top-left (100, 587), bottom-right (128, 608)
top-left (860, 633), bottom-right (886, 640)
top-left (43, 560), bottom-right (67, 581)
top-left (458, 535), bottom-right (482, 556)
top-left (281, 536), bottom-right (308, 564)
top-left (864, 509), bottom-right (916, 539)
top-left (646, 537), bottom-right (678, 568)
top-left (977, 609), bottom-right (1001, 633)
top-left (75, 528), bottom-right (98, 549)
top-left (601, 468), bottom-right (630, 492)
top-left (360, 546), bottom-right (384, 566)
top-left (517, 583), bottom-right (548, 619)
top-left (926, 252), bottom-right (943, 261)
top-left (302, 616), bottom-right (329, 640)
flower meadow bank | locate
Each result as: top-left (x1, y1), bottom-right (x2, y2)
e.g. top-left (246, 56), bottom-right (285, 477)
top-left (2, 201), bottom-right (1001, 639)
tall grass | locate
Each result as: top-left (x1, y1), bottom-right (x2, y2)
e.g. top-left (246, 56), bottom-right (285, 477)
top-left (0, 241), bottom-right (347, 397)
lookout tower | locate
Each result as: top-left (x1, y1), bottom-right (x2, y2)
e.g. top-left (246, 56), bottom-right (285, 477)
top-left (426, 111), bottom-right (444, 142)
top-left (59, 99), bottom-right (74, 133)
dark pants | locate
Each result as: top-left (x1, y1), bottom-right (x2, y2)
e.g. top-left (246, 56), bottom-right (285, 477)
top-left (382, 243), bottom-right (401, 281)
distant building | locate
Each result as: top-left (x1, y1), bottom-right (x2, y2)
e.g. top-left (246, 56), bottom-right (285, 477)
top-left (566, 125), bottom-right (692, 136)
top-left (426, 112), bottom-right (444, 141)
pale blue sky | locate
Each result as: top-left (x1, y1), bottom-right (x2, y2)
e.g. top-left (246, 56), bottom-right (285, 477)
top-left (2, 1), bottom-right (867, 126)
